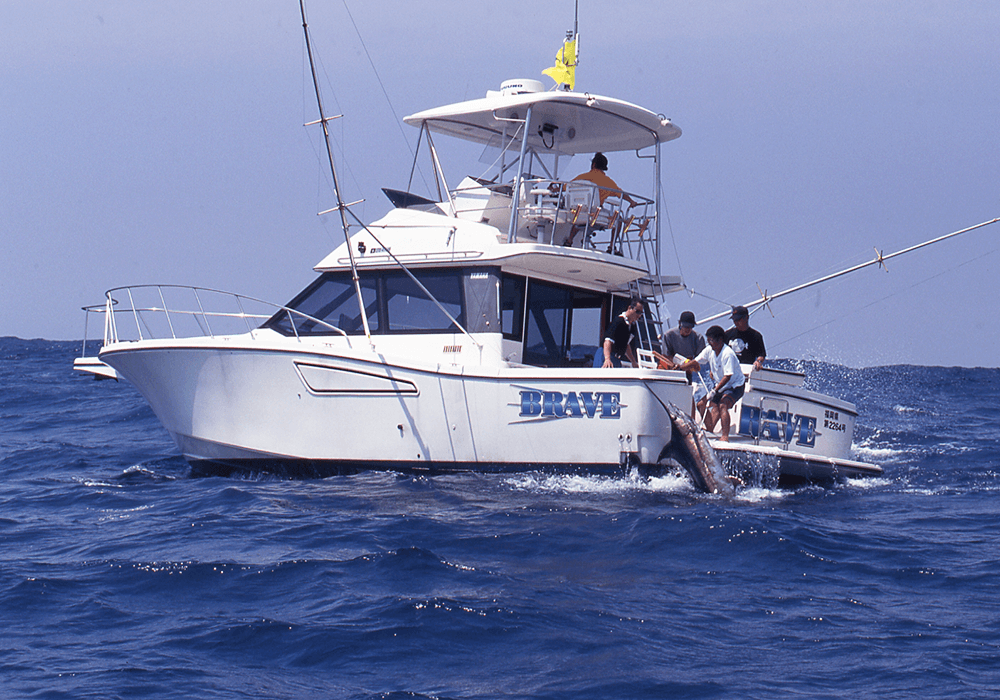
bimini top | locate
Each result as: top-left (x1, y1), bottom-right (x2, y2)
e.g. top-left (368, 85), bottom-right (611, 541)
top-left (403, 81), bottom-right (681, 155)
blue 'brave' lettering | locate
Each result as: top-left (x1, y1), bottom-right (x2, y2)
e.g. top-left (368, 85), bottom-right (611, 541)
top-left (737, 405), bottom-right (817, 447)
top-left (598, 392), bottom-right (620, 418)
top-left (518, 391), bottom-right (620, 419)
top-left (519, 391), bottom-right (542, 416)
top-left (542, 392), bottom-right (564, 417)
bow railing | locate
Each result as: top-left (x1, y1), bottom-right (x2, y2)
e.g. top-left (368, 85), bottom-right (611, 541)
top-left (80, 285), bottom-right (350, 349)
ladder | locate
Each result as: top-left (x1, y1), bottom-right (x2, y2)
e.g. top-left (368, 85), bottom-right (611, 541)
top-left (627, 276), bottom-right (666, 358)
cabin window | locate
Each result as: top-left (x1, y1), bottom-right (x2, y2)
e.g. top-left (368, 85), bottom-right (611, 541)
top-left (522, 279), bottom-right (605, 367)
top-left (501, 273), bottom-right (526, 341)
top-left (265, 272), bottom-right (379, 336)
top-left (383, 270), bottom-right (464, 333)
top-left (465, 269), bottom-right (501, 334)
top-left (264, 268), bottom-right (475, 336)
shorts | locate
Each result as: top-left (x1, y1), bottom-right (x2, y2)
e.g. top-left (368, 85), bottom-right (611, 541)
top-left (709, 383), bottom-right (745, 405)
top-left (692, 380), bottom-right (708, 403)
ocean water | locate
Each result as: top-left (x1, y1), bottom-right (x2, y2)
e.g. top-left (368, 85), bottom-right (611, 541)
top-left (2, 337), bottom-right (1000, 699)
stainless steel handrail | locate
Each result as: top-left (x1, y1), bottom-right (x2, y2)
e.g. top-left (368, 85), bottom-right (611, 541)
top-left (84, 284), bottom-right (351, 347)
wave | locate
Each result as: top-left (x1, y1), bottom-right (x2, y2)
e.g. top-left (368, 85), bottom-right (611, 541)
top-left (851, 443), bottom-right (906, 461)
top-left (503, 470), bottom-right (695, 495)
top-left (843, 476), bottom-right (894, 490)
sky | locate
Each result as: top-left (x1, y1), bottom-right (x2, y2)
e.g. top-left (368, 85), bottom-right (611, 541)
top-left (2, 1), bottom-right (998, 367)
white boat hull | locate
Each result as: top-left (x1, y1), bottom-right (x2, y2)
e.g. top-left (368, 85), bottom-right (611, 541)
top-left (703, 366), bottom-right (881, 484)
top-left (100, 338), bottom-right (695, 474)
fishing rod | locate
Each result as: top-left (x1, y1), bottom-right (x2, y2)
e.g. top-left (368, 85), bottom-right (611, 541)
top-left (696, 217), bottom-right (1000, 325)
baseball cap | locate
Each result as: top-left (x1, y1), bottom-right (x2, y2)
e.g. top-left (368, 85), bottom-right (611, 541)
top-left (678, 311), bottom-right (696, 328)
top-left (730, 305), bottom-right (749, 320)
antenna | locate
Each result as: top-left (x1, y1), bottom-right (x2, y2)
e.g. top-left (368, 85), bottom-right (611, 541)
top-left (574, 0), bottom-right (579, 57)
top-left (299, 0), bottom-right (373, 343)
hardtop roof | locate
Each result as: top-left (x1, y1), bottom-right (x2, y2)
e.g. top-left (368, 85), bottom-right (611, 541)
top-left (403, 88), bottom-right (681, 155)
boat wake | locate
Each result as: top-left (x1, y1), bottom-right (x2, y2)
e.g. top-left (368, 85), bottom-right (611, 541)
top-left (843, 475), bottom-right (894, 490)
top-left (851, 436), bottom-right (907, 462)
top-left (504, 470), bottom-right (694, 495)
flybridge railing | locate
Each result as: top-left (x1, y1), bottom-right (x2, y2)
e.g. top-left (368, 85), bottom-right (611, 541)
top-left (79, 285), bottom-right (350, 351)
top-left (448, 177), bottom-right (658, 262)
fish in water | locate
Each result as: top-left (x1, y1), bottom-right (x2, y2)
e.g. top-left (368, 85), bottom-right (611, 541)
top-left (658, 403), bottom-right (735, 497)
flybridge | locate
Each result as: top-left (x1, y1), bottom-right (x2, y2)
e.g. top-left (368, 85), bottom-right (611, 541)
top-left (391, 81), bottom-right (685, 311)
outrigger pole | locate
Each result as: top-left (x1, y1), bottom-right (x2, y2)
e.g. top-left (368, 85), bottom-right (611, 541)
top-left (698, 217), bottom-right (1000, 324)
top-left (299, 0), bottom-right (373, 344)
top-left (297, 1), bottom-right (482, 351)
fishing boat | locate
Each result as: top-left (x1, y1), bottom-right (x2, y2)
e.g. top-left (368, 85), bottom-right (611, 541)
top-left (75, 71), bottom-right (892, 492)
top-left (85, 7), bottom-right (995, 491)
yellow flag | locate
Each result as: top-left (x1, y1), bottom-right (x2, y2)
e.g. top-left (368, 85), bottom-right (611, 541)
top-left (542, 38), bottom-right (576, 90)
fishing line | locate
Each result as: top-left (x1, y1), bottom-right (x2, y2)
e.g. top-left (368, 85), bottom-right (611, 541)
top-left (659, 181), bottom-right (686, 283)
top-left (340, 0), bottom-right (432, 193)
top-left (682, 286), bottom-right (735, 308)
top-left (660, 186), bottom-right (743, 314)
top-left (772, 246), bottom-right (998, 350)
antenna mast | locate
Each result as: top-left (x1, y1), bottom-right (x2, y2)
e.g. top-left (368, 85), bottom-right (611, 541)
top-left (299, 0), bottom-right (372, 343)
top-left (574, 0), bottom-right (579, 52)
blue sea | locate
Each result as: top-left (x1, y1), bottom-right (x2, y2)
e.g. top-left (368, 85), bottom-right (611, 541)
top-left (3, 337), bottom-right (1000, 699)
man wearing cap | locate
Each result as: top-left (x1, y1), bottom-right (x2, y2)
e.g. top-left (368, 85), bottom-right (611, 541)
top-left (725, 305), bottom-right (766, 371)
top-left (658, 310), bottom-right (709, 409)
top-left (660, 311), bottom-right (706, 372)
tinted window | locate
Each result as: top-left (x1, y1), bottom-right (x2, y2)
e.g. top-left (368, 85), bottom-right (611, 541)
top-left (384, 270), bottom-right (464, 333)
top-left (524, 281), bottom-right (570, 367)
top-left (501, 274), bottom-right (525, 341)
top-left (569, 304), bottom-right (603, 363)
top-left (523, 280), bottom-right (605, 367)
top-left (265, 273), bottom-right (378, 336)
top-left (265, 268), bottom-right (487, 337)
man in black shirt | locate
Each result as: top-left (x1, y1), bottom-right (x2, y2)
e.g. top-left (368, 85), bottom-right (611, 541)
top-left (600, 297), bottom-right (644, 368)
top-left (724, 305), bottom-right (766, 371)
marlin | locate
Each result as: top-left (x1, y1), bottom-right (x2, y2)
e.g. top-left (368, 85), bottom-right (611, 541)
top-left (659, 403), bottom-right (735, 497)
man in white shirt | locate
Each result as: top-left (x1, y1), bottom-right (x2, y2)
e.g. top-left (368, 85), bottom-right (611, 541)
top-left (679, 325), bottom-right (745, 441)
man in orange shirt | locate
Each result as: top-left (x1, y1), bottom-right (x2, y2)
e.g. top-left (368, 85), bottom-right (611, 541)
top-left (564, 153), bottom-right (635, 247)
top-left (572, 153), bottom-right (635, 206)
